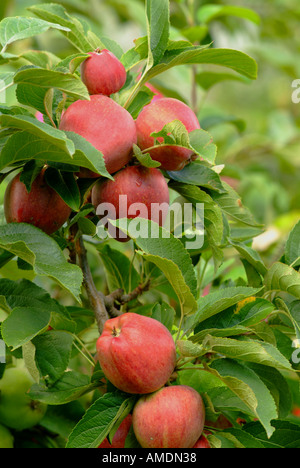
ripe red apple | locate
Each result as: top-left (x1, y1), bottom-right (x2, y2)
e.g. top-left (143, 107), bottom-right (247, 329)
top-left (91, 165), bottom-right (169, 240)
top-left (132, 385), bottom-right (205, 448)
top-left (96, 313), bottom-right (176, 395)
top-left (98, 414), bottom-right (132, 448)
top-left (59, 94), bottom-right (137, 175)
top-left (136, 98), bottom-right (200, 171)
top-left (4, 170), bottom-right (72, 235)
top-left (81, 49), bottom-right (127, 96)
top-left (193, 435), bottom-right (211, 448)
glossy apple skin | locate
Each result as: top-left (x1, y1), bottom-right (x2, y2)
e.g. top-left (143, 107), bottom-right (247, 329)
top-left (59, 95), bottom-right (137, 175)
top-left (96, 313), bottom-right (177, 395)
top-left (193, 435), bottom-right (211, 448)
top-left (132, 385), bottom-right (205, 448)
top-left (92, 164), bottom-right (169, 225)
top-left (0, 367), bottom-right (47, 431)
top-left (4, 171), bottom-right (72, 235)
top-left (81, 49), bottom-right (127, 96)
top-left (136, 98), bottom-right (200, 171)
top-left (98, 415), bottom-right (132, 448)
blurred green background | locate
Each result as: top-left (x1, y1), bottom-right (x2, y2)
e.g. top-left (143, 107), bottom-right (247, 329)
top-left (1, 0), bottom-right (299, 265)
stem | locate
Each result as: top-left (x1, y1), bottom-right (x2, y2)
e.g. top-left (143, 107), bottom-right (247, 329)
top-left (75, 235), bottom-right (109, 334)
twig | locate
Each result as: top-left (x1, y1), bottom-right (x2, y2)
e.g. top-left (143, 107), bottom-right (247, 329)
top-left (75, 235), bottom-right (109, 334)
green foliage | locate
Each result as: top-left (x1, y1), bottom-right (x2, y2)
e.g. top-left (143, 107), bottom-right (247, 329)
top-left (0, 0), bottom-right (299, 450)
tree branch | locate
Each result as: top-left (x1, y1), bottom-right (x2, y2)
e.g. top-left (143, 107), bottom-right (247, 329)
top-left (75, 235), bottom-right (109, 334)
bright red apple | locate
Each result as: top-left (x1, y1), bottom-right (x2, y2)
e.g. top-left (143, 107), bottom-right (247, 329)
top-left (193, 435), bottom-right (211, 448)
top-left (96, 313), bottom-right (176, 395)
top-left (132, 385), bottom-right (205, 448)
top-left (136, 98), bottom-right (200, 171)
top-left (59, 94), bottom-right (137, 175)
top-left (81, 49), bottom-right (127, 96)
top-left (4, 170), bottom-right (72, 235)
top-left (98, 414), bottom-right (132, 448)
top-left (91, 165), bottom-right (169, 240)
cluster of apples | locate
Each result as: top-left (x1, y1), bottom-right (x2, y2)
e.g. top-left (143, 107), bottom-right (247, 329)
top-left (4, 49), bottom-right (200, 236)
top-left (96, 313), bottom-right (208, 449)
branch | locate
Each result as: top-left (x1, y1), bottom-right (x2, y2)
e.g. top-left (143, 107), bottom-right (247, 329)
top-left (75, 235), bottom-right (109, 334)
top-left (105, 280), bottom-right (151, 308)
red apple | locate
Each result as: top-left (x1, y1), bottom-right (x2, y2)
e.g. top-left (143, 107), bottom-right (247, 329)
top-left (98, 414), bottom-right (132, 448)
top-left (96, 313), bottom-right (176, 394)
top-left (132, 385), bottom-right (205, 448)
top-left (81, 49), bottom-right (127, 96)
top-left (4, 170), bottom-right (72, 235)
top-left (193, 435), bottom-right (211, 448)
top-left (59, 94), bottom-right (137, 175)
top-left (136, 98), bottom-right (200, 171)
top-left (91, 165), bottom-right (169, 240)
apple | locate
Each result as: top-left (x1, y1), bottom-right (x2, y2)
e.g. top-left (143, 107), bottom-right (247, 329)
top-left (136, 97), bottom-right (200, 171)
top-left (0, 366), bottom-right (47, 431)
top-left (4, 170), bottom-right (72, 235)
top-left (96, 313), bottom-right (176, 394)
top-left (98, 414), bottom-right (132, 448)
top-left (193, 435), bottom-right (211, 448)
top-left (0, 423), bottom-right (14, 448)
top-left (132, 385), bottom-right (205, 448)
top-left (59, 94), bottom-right (137, 176)
top-left (145, 83), bottom-right (164, 102)
top-left (81, 49), bottom-right (127, 96)
top-left (91, 164), bottom-right (169, 240)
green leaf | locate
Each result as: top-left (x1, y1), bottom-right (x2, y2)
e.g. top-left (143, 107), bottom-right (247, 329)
top-left (197, 4), bottom-right (261, 25)
top-left (44, 168), bottom-right (81, 212)
top-left (29, 371), bottom-right (98, 405)
top-left (265, 262), bottom-right (300, 299)
top-left (167, 161), bottom-right (226, 193)
top-left (66, 392), bottom-right (136, 448)
top-left (244, 420), bottom-right (300, 448)
top-left (33, 331), bottom-right (74, 384)
top-left (28, 3), bottom-right (103, 53)
top-left (211, 181), bottom-right (263, 227)
top-left (0, 224), bottom-right (83, 303)
top-left (211, 359), bottom-right (277, 438)
top-left (1, 306), bottom-right (50, 350)
top-left (285, 220), bottom-right (300, 268)
top-left (229, 240), bottom-right (267, 276)
top-left (113, 218), bottom-right (198, 315)
top-left (146, 0), bottom-right (170, 68)
top-left (14, 67), bottom-right (90, 102)
top-left (188, 286), bottom-right (261, 329)
top-left (96, 244), bottom-right (140, 294)
top-left (204, 335), bottom-right (293, 371)
top-left (133, 144), bottom-right (161, 168)
top-left (0, 16), bottom-right (71, 51)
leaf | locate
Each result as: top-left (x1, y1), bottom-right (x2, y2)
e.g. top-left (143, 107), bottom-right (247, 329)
top-left (29, 371), bottom-right (98, 405)
top-left (265, 262), bottom-right (300, 299)
top-left (167, 161), bottom-right (226, 193)
top-left (146, 0), bottom-right (170, 68)
top-left (96, 244), bottom-right (140, 294)
top-left (285, 220), bottom-right (300, 268)
top-left (244, 420), bottom-right (300, 448)
top-left (0, 224), bottom-right (83, 303)
top-left (28, 3), bottom-right (103, 53)
top-left (113, 218), bottom-right (198, 315)
top-left (211, 181), bottom-right (262, 227)
top-left (188, 286), bottom-right (262, 330)
top-left (14, 67), bottom-right (90, 101)
top-left (197, 4), bottom-right (261, 25)
top-left (1, 306), bottom-right (50, 350)
top-left (44, 167), bottom-right (81, 212)
top-left (204, 335), bottom-right (293, 371)
top-left (211, 359), bottom-right (277, 438)
top-left (33, 331), bottom-right (74, 385)
top-left (229, 240), bottom-right (267, 276)
top-left (0, 16), bottom-right (71, 51)
top-left (66, 393), bottom-right (136, 448)
top-left (133, 144), bottom-right (161, 168)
